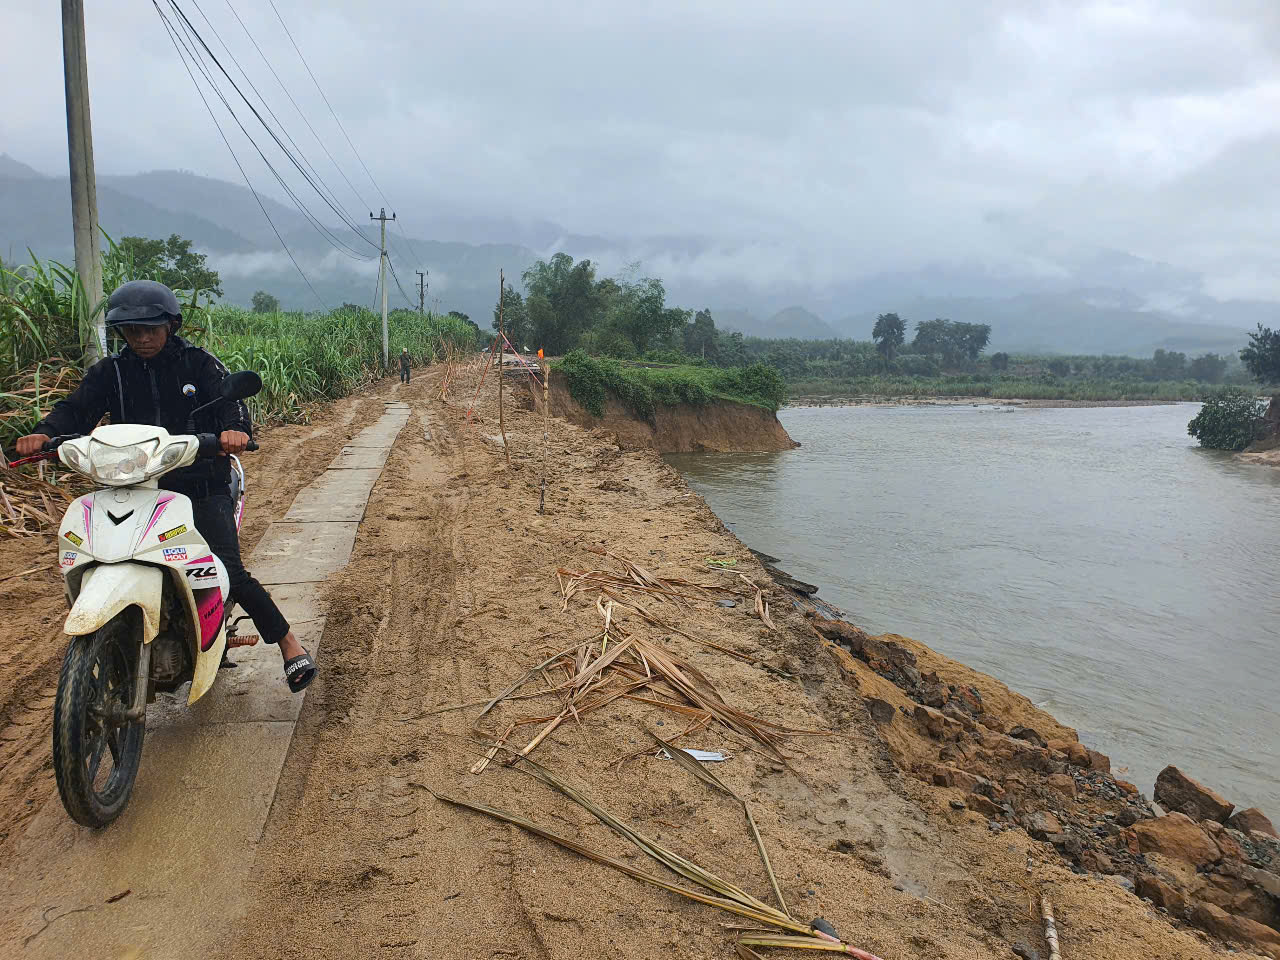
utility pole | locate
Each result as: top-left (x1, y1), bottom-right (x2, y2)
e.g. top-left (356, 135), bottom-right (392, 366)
top-left (62, 0), bottom-right (104, 359)
top-left (370, 208), bottom-right (395, 370)
top-left (416, 270), bottom-right (425, 314)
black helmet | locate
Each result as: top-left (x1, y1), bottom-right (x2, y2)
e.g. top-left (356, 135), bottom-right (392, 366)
top-left (104, 280), bottom-right (183, 331)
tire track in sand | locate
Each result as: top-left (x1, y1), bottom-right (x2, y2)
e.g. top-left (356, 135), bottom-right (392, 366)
top-left (223, 380), bottom-right (549, 960)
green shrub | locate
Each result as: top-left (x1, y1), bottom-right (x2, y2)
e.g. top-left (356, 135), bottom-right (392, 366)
top-left (1187, 387), bottom-right (1266, 451)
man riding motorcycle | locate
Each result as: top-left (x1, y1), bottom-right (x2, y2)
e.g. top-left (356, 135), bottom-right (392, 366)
top-left (16, 280), bottom-right (317, 692)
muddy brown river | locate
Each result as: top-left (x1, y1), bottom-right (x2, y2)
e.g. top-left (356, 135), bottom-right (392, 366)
top-left (669, 401), bottom-right (1280, 817)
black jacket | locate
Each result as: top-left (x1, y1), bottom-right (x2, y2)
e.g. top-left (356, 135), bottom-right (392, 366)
top-left (33, 335), bottom-right (252, 496)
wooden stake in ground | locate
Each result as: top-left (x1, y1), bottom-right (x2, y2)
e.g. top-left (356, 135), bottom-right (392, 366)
top-left (538, 351), bottom-right (549, 514)
top-left (497, 268), bottom-right (509, 466)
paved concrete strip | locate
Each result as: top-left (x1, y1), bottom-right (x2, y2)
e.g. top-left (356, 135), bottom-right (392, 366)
top-left (346, 418), bottom-right (409, 447)
top-left (249, 520), bottom-right (360, 585)
top-left (253, 580), bottom-right (327, 625)
top-left (284, 468), bottom-right (382, 522)
top-left (329, 445), bottom-right (390, 470)
top-left (0, 403), bottom-right (409, 960)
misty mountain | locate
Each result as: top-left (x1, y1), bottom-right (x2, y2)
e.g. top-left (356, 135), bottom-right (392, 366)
top-left (716, 306), bottom-right (838, 339)
top-left (0, 155), bottom-right (44, 178)
top-left (1, 155), bottom-right (1268, 357)
top-left (0, 157), bottom-right (255, 262)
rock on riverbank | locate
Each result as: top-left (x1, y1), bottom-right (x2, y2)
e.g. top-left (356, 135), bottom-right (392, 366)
top-left (811, 615), bottom-right (1280, 957)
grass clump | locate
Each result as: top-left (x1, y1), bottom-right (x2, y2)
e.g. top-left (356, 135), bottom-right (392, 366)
top-left (556, 350), bottom-right (785, 420)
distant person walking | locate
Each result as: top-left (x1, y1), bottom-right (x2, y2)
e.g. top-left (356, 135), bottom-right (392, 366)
top-left (399, 347), bottom-right (411, 384)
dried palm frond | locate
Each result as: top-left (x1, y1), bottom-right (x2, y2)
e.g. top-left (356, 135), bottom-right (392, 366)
top-left (737, 933), bottom-right (886, 958)
top-left (648, 730), bottom-right (788, 917)
top-left (425, 761), bottom-right (890, 958)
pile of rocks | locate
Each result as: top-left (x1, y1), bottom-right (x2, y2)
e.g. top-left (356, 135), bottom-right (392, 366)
top-left (813, 616), bottom-right (1280, 958)
top-left (1131, 766), bottom-right (1280, 956)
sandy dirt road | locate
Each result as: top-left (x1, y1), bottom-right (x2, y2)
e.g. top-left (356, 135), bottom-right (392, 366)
top-left (0, 363), bottom-right (1245, 960)
top-left (220, 366), bottom-right (1236, 960)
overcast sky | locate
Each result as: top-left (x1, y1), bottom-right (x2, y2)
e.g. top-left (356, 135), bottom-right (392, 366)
top-left (5, 0), bottom-right (1280, 300)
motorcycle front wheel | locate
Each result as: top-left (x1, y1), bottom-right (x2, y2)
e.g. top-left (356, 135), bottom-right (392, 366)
top-left (52, 608), bottom-right (146, 828)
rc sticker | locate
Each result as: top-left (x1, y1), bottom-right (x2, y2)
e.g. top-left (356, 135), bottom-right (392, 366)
top-left (162, 546), bottom-right (189, 562)
top-left (185, 565), bottom-right (219, 583)
top-left (64, 530), bottom-right (84, 547)
top-left (158, 524), bottom-right (187, 542)
top-left (60, 551), bottom-right (77, 568)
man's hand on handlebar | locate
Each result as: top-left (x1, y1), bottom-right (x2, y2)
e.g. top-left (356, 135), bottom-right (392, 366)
top-left (16, 434), bottom-right (51, 457)
top-left (220, 430), bottom-right (251, 455)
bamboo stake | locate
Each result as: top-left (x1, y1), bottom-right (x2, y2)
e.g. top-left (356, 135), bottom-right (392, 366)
top-left (497, 268), bottom-right (509, 466)
top-left (538, 353), bottom-right (549, 513)
top-left (1041, 896), bottom-right (1061, 960)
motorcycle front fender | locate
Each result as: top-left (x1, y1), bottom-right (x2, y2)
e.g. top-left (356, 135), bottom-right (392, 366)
top-left (64, 562), bottom-right (164, 642)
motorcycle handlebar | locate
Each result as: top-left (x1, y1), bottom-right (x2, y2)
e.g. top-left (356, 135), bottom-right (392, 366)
top-left (4, 434), bottom-right (76, 468)
top-left (196, 434), bottom-right (259, 456)
top-left (6, 433), bottom-right (257, 468)
top-left (6, 451), bottom-right (58, 468)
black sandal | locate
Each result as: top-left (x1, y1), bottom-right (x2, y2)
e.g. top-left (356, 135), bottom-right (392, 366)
top-left (283, 651), bottom-right (317, 692)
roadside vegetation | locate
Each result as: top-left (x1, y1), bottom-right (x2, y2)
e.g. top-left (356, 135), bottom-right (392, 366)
top-left (555, 350), bottom-right (785, 419)
top-left (1187, 387), bottom-right (1268, 451)
top-left (1, 233), bottom-right (478, 446)
top-left (1185, 326), bottom-right (1280, 451)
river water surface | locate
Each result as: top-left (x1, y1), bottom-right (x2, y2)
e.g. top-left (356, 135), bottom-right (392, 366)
top-left (668, 402), bottom-right (1280, 816)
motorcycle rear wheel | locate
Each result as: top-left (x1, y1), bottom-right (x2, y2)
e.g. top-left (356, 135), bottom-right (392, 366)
top-left (52, 609), bottom-right (146, 828)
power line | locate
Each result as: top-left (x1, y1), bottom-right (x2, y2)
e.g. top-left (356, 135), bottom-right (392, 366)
top-left (165, 2), bottom-right (373, 267)
top-left (265, 0), bottom-right (429, 270)
top-left (152, 0), bottom-right (328, 311)
top-left (162, 0), bottom-right (368, 269)
top-left (189, 0), bottom-right (374, 248)
top-left (166, 0), bottom-right (377, 260)
top-left (385, 253), bottom-right (416, 309)
top-left (221, 0), bottom-right (378, 240)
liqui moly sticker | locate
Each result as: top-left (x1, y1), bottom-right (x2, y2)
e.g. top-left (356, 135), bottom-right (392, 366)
top-left (60, 551), bottom-right (77, 568)
top-left (162, 546), bottom-right (189, 562)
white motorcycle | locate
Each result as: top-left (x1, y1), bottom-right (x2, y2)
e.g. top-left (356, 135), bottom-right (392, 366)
top-left (5, 371), bottom-right (263, 827)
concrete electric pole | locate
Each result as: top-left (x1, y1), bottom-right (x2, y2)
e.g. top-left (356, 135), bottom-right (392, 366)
top-left (370, 208), bottom-right (395, 369)
top-left (416, 270), bottom-right (426, 314)
top-left (62, 0), bottom-right (105, 359)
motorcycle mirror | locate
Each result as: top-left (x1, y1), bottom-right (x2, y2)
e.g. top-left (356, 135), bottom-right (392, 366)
top-left (220, 371), bottom-right (262, 402)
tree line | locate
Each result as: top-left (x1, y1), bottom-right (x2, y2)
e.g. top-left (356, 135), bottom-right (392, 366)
top-left (490, 258), bottom-right (1280, 392)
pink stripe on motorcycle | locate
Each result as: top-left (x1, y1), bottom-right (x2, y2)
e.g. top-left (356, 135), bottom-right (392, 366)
top-left (141, 494), bottom-right (176, 540)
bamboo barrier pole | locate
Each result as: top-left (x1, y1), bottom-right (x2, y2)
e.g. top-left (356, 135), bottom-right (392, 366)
top-left (497, 269), bottom-right (509, 466)
top-left (539, 351), bottom-right (549, 514)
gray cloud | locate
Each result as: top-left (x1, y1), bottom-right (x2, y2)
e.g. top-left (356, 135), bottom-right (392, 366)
top-left (5, 0), bottom-right (1280, 300)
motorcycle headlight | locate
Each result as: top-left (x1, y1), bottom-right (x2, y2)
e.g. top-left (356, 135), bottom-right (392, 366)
top-left (158, 441), bottom-right (187, 470)
top-left (61, 444), bottom-right (86, 471)
top-left (87, 439), bottom-right (158, 485)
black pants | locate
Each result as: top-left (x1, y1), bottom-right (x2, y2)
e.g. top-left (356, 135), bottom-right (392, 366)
top-left (190, 494), bottom-right (291, 645)
top-left (400, 365), bottom-right (410, 383)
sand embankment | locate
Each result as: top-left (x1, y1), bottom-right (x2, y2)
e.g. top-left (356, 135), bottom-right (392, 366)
top-left (530, 368), bottom-right (798, 453)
